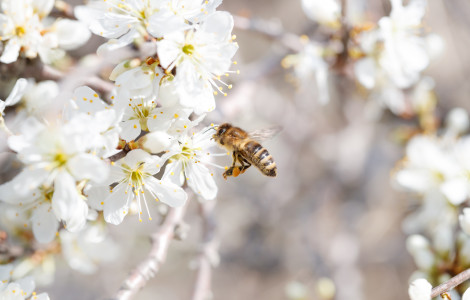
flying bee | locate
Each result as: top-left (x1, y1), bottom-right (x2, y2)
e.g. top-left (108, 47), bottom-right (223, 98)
top-left (212, 123), bottom-right (280, 179)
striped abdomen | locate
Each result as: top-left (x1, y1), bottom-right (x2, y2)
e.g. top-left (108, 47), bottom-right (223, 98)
top-left (240, 140), bottom-right (277, 177)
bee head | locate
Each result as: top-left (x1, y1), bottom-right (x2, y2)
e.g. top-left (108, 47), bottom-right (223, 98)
top-left (212, 123), bottom-right (232, 142)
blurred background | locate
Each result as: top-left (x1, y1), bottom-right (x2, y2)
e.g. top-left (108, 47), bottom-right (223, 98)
top-left (5, 0), bottom-right (470, 299)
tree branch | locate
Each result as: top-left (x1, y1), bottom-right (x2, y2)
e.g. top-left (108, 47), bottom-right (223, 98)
top-left (190, 200), bottom-right (218, 300)
top-left (111, 204), bottom-right (188, 300)
top-left (431, 268), bottom-right (470, 298)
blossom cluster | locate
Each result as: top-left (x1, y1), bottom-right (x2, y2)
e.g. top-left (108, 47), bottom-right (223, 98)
top-left (284, 0), bottom-right (442, 117)
top-left (0, 0), bottom-right (238, 294)
top-left (393, 109), bottom-right (470, 299)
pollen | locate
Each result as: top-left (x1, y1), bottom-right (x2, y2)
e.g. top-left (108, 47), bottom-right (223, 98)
top-left (101, 202), bottom-right (104, 205)
top-left (93, 93), bottom-right (98, 97)
top-left (134, 124), bottom-right (137, 128)
top-left (83, 97), bottom-right (87, 101)
top-left (174, 113), bottom-right (179, 118)
top-left (233, 61), bottom-right (238, 65)
top-left (213, 91), bottom-right (218, 95)
top-left (228, 84), bottom-right (233, 89)
top-left (153, 115), bottom-right (157, 119)
top-left (224, 166), bottom-right (228, 170)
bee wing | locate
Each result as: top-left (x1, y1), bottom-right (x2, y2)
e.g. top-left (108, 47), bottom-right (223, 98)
top-left (248, 126), bottom-right (282, 143)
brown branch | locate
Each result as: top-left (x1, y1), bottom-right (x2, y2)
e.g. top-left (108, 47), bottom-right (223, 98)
top-left (431, 268), bottom-right (470, 298)
top-left (190, 200), bottom-right (218, 300)
top-left (111, 204), bottom-right (188, 300)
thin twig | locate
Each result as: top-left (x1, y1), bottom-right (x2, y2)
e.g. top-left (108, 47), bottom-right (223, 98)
top-left (431, 268), bottom-right (470, 298)
top-left (111, 204), bottom-right (188, 300)
top-left (190, 200), bottom-right (218, 300)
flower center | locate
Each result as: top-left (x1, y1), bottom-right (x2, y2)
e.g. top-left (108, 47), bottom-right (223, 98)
top-left (16, 26), bottom-right (26, 37)
top-left (52, 152), bottom-right (68, 168)
top-left (182, 44), bottom-right (195, 55)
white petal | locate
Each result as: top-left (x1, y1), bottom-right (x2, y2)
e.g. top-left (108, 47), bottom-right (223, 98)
top-left (395, 168), bottom-right (435, 192)
top-left (55, 19), bottom-right (91, 50)
top-left (156, 31), bottom-right (185, 68)
top-left (354, 58), bottom-right (376, 89)
top-left (67, 153), bottom-right (109, 183)
top-left (96, 29), bottom-right (139, 55)
top-left (142, 131), bottom-right (174, 153)
top-left (4, 78), bottom-right (28, 106)
top-left (0, 168), bottom-right (48, 197)
top-left (120, 119), bottom-right (141, 141)
top-left (15, 276), bottom-right (35, 296)
top-left (146, 177), bottom-right (187, 207)
top-left (147, 9), bottom-right (190, 38)
top-left (163, 160), bottom-right (185, 186)
top-left (31, 202), bottom-right (59, 243)
top-left (463, 287), bottom-right (470, 300)
top-left (0, 264), bottom-right (13, 281)
top-left (51, 171), bottom-right (81, 221)
top-left (440, 178), bottom-right (469, 205)
top-left (32, 0), bottom-right (54, 17)
top-left (103, 184), bottom-right (130, 225)
top-left (408, 278), bottom-right (432, 300)
top-left (0, 39), bottom-right (21, 64)
top-left (85, 184), bottom-right (110, 211)
top-left (118, 149), bottom-right (151, 169)
top-left (186, 163), bottom-right (217, 200)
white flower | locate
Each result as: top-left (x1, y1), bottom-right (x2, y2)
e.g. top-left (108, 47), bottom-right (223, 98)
top-left (406, 235), bottom-right (435, 271)
top-left (98, 149), bottom-right (187, 225)
top-left (0, 271), bottom-right (49, 300)
top-left (75, 0), bottom-right (158, 53)
top-left (282, 42), bottom-right (330, 104)
top-left (408, 278), bottom-right (432, 300)
top-left (70, 86), bottom-right (122, 157)
top-left (446, 108), bottom-right (469, 136)
top-left (355, 0), bottom-right (432, 90)
top-left (59, 223), bottom-right (119, 274)
top-left (0, 78), bottom-right (28, 116)
top-left (162, 126), bottom-right (219, 200)
top-left (395, 135), bottom-right (466, 205)
top-left (156, 11), bottom-right (238, 113)
top-left (0, 115), bottom-right (109, 232)
top-left (0, 0), bottom-right (90, 64)
top-left (301, 0), bottom-right (341, 28)
top-left (147, 0), bottom-right (222, 37)
top-left (0, 186), bottom-right (59, 243)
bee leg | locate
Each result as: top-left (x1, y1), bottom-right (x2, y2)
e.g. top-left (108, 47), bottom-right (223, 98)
top-left (237, 156), bottom-right (251, 174)
top-left (223, 152), bottom-right (242, 179)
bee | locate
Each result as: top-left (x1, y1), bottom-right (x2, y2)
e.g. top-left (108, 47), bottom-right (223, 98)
top-left (212, 123), bottom-right (280, 179)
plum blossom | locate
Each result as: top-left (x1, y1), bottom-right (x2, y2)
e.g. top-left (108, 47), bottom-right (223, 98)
top-left (282, 42), bottom-right (330, 104)
top-left (59, 224), bottom-right (119, 274)
top-left (353, 0), bottom-right (443, 115)
top-left (0, 114), bottom-right (109, 232)
top-left (156, 11), bottom-right (238, 113)
top-left (394, 135), bottom-right (470, 205)
top-left (93, 149), bottom-right (187, 225)
top-left (0, 0), bottom-right (90, 64)
top-left (161, 126), bottom-right (219, 200)
top-left (0, 265), bottom-right (49, 300)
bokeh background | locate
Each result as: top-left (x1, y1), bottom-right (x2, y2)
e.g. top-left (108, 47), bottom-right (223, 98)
top-left (4, 0), bottom-right (470, 299)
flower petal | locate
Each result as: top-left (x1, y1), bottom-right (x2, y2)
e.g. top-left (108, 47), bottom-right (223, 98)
top-left (67, 153), bottom-right (109, 183)
top-left (104, 184), bottom-right (130, 225)
top-left (146, 177), bottom-right (187, 207)
top-left (31, 202), bottom-right (59, 243)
